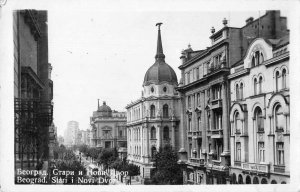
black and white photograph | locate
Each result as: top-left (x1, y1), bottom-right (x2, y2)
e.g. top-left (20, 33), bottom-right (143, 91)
top-left (0, 0), bottom-right (300, 191)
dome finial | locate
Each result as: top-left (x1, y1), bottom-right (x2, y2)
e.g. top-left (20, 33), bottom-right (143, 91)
top-left (155, 22), bottom-right (165, 62)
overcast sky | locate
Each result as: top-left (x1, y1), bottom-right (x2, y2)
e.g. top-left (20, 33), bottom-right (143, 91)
top-left (25, 2), bottom-right (287, 136)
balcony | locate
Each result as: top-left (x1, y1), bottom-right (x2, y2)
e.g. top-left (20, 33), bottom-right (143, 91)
top-left (234, 161), bottom-right (242, 167)
top-left (274, 165), bottom-right (285, 173)
top-left (187, 131), bottom-right (193, 137)
top-left (192, 131), bottom-right (202, 138)
top-left (117, 136), bottom-right (127, 140)
top-left (211, 129), bottom-right (223, 138)
top-left (241, 162), bottom-right (270, 174)
top-left (189, 158), bottom-right (205, 167)
top-left (211, 99), bottom-right (222, 109)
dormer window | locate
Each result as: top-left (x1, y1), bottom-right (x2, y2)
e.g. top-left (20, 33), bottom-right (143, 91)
top-left (251, 51), bottom-right (264, 67)
top-left (163, 86), bottom-right (167, 93)
top-left (151, 87), bottom-right (154, 93)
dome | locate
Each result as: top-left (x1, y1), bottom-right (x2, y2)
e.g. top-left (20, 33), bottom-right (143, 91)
top-left (143, 60), bottom-right (178, 86)
top-left (97, 101), bottom-right (112, 117)
top-left (143, 23), bottom-right (178, 86)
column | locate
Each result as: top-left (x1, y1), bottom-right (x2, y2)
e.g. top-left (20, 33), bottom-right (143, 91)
top-left (202, 90), bottom-right (207, 154)
top-left (221, 82), bottom-right (230, 155)
top-left (171, 122), bottom-right (176, 147)
top-left (157, 125), bottom-right (161, 149)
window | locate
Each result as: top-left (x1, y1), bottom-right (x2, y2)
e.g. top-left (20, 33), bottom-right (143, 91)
top-left (188, 96), bottom-right (191, 108)
top-left (275, 71), bottom-right (280, 92)
top-left (258, 142), bottom-right (265, 162)
top-left (260, 52), bottom-right (264, 63)
top-left (282, 69), bottom-right (287, 89)
top-left (258, 76), bottom-right (263, 94)
top-left (163, 104), bottom-right (169, 118)
top-left (151, 146), bottom-right (156, 158)
top-left (197, 93), bottom-right (200, 106)
top-left (197, 117), bottom-right (201, 131)
top-left (255, 107), bottom-right (264, 132)
top-left (151, 127), bottom-right (156, 139)
top-left (236, 84), bottom-right (239, 100)
top-left (119, 130), bottom-right (122, 137)
top-left (274, 104), bottom-right (284, 132)
top-left (240, 83), bottom-right (244, 99)
top-left (196, 67), bottom-right (199, 80)
top-left (163, 126), bottom-right (169, 140)
top-left (150, 105), bottom-right (155, 118)
top-left (163, 86), bottom-right (167, 92)
top-left (188, 118), bottom-right (192, 131)
top-left (214, 54), bottom-right (222, 66)
top-left (276, 143), bottom-right (284, 165)
top-left (234, 112), bottom-right (241, 134)
top-left (254, 78), bottom-right (258, 95)
top-left (236, 142), bottom-right (241, 161)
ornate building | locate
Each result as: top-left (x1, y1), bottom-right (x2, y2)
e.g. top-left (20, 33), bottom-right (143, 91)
top-left (14, 10), bottom-right (53, 171)
top-left (90, 101), bottom-right (127, 149)
top-left (176, 11), bottom-right (288, 184)
top-left (126, 23), bottom-right (181, 180)
top-left (228, 35), bottom-right (289, 184)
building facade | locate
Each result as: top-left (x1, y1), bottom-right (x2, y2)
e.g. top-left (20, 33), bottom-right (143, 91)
top-left (90, 101), bottom-right (127, 149)
top-left (228, 36), bottom-right (289, 184)
top-left (126, 23), bottom-right (181, 180)
top-left (176, 11), bottom-right (288, 184)
top-left (14, 10), bottom-right (53, 171)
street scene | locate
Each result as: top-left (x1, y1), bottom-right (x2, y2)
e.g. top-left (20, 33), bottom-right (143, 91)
top-left (8, 4), bottom-right (292, 187)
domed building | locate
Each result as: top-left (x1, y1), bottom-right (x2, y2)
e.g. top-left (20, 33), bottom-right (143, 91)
top-left (126, 23), bottom-right (182, 181)
top-left (90, 100), bottom-right (127, 149)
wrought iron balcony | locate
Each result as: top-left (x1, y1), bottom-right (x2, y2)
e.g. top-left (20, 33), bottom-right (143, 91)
top-left (189, 158), bottom-right (205, 167)
top-left (274, 165), bottom-right (285, 173)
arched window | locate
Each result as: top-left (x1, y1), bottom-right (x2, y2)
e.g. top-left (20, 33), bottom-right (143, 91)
top-left (246, 176), bottom-right (251, 184)
top-left (255, 51), bottom-right (260, 66)
top-left (254, 78), bottom-right (258, 95)
top-left (151, 127), bottom-right (156, 139)
top-left (251, 57), bottom-right (255, 67)
top-left (163, 126), bottom-right (169, 140)
top-left (234, 112), bottom-right (241, 134)
top-left (275, 71), bottom-right (280, 92)
top-left (254, 107), bottom-right (264, 132)
top-left (253, 177), bottom-right (259, 184)
top-left (238, 174), bottom-right (243, 184)
top-left (282, 69), bottom-right (287, 89)
top-left (163, 104), bottom-right (169, 118)
top-left (261, 178), bottom-right (268, 184)
top-left (236, 84), bottom-right (239, 100)
top-left (274, 104), bottom-right (284, 131)
top-left (240, 83), bottom-right (244, 99)
top-left (260, 52), bottom-right (264, 64)
top-left (150, 105), bottom-right (155, 118)
top-left (271, 180), bottom-right (277, 184)
top-left (258, 76), bottom-right (263, 94)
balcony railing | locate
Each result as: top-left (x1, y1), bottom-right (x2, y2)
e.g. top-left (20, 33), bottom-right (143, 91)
top-left (212, 160), bottom-right (221, 166)
top-left (274, 165), bottom-right (285, 173)
top-left (241, 162), bottom-right (270, 173)
top-left (193, 131), bottom-right (202, 137)
top-left (234, 161), bottom-right (242, 167)
top-left (211, 99), bottom-right (222, 109)
top-left (187, 131), bottom-right (193, 137)
top-left (211, 129), bottom-right (223, 138)
top-left (189, 158), bottom-right (205, 166)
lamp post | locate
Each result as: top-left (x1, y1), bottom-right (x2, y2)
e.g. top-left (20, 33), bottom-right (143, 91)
top-left (79, 152), bottom-right (81, 164)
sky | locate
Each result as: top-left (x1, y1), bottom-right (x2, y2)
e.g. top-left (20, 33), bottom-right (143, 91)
top-left (32, 2), bottom-right (289, 136)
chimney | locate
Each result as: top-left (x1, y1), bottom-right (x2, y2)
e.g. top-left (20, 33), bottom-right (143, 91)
top-left (246, 17), bottom-right (254, 25)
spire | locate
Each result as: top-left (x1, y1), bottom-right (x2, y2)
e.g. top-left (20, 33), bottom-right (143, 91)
top-left (155, 22), bottom-right (165, 61)
top-left (97, 99), bottom-right (100, 110)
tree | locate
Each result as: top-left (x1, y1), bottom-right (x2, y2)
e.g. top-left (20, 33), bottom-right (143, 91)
top-left (124, 163), bottom-right (140, 184)
top-left (97, 148), bottom-right (118, 170)
top-left (151, 144), bottom-right (183, 184)
top-left (78, 144), bottom-right (88, 155)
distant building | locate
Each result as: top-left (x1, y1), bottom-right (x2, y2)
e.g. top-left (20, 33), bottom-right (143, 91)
top-left (90, 101), bottom-right (127, 149)
top-left (57, 136), bottom-right (64, 146)
top-left (64, 121), bottom-right (79, 147)
top-left (14, 10), bottom-right (53, 171)
top-left (126, 23), bottom-right (182, 180)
